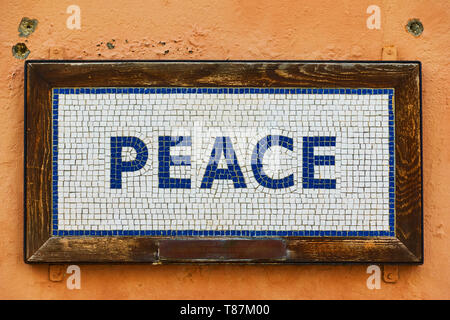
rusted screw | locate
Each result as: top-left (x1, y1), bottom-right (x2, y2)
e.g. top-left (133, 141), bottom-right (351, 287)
top-left (406, 19), bottom-right (424, 37)
top-left (18, 17), bottom-right (38, 37)
top-left (12, 42), bottom-right (30, 59)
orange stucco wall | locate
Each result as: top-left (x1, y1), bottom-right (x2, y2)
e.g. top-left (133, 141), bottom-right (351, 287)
top-left (0, 0), bottom-right (449, 299)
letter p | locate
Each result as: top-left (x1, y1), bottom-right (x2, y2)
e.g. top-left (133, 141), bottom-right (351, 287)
top-left (110, 136), bottom-right (148, 189)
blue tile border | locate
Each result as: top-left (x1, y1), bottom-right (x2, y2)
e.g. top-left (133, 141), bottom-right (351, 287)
top-left (53, 87), bottom-right (394, 95)
top-left (51, 87), bottom-right (395, 237)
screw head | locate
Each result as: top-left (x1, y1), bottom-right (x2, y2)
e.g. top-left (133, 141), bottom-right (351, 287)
top-left (18, 17), bottom-right (38, 37)
top-left (12, 42), bottom-right (30, 59)
top-left (406, 19), bottom-right (424, 37)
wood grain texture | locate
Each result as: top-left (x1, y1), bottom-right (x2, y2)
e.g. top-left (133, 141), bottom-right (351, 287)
top-left (394, 65), bottom-right (423, 260)
top-left (25, 63), bottom-right (52, 260)
top-left (24, 61), bottom-right (423, 264)
top-left (286, 238), bottom-right (419, 263)
top-left (29, 61), bottom-right (417, 88)
top-left (28, 237), bottom-right (158, 263)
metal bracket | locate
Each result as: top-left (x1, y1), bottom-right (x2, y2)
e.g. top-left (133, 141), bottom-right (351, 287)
top-left (48, 265), bottom-right (65, 282)
top-left (49, 47), bottom-right (66, 59)
top-left (382, 45), bottom-right (398, 60)
top-left (382, 265), bottom-right (399, 283)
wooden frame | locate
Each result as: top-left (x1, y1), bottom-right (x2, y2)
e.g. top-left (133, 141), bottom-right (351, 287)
top-left (24, 60), bottom-right (423, 264)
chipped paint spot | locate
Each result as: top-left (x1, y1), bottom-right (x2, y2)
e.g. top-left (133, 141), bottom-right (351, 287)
top-left (18, 17), bottom-right (38, 37)
top-left (12, 43), bottom-right (30, 59)
top-left (107, 42), bottom-right (115, 49)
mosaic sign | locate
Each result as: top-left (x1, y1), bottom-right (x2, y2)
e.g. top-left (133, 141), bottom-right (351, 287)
top-left (52, 87), bottom-right (394, 237)
top-left (24, 61), bottom-right (423, 264)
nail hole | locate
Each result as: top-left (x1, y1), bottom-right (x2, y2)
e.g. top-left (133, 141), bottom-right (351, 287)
top-left (406, 19), bottom-right (424, 37)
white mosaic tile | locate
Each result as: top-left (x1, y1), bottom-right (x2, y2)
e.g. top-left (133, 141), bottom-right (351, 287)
top-left (52, 88), bottom-right (395, 237)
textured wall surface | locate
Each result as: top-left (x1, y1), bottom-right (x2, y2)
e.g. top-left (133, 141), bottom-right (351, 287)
top-left (0, 0), bottom-right (449, 299)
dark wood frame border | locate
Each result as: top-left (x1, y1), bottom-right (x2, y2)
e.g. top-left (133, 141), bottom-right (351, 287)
top-left (24, 60), bottom-right (423, 264)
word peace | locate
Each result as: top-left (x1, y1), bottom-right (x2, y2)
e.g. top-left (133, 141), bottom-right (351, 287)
top-left (110, 135), bottom-right (336, 190)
